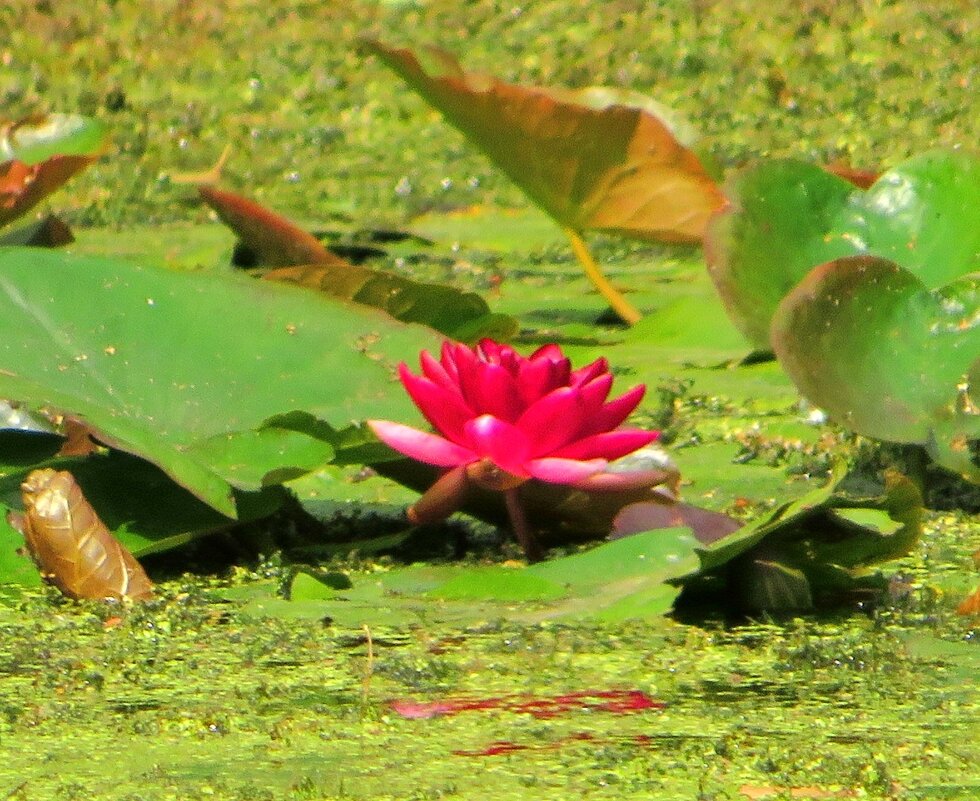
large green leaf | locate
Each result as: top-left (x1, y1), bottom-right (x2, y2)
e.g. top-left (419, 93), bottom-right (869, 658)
top-left (771, 256), bottom-right (980, 481)
top-left (0, 247), bottom-right (441, 515)
top-left (706, 150), bottom-right (980, 348)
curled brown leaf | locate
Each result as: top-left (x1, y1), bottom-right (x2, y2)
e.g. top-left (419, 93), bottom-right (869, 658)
top-left (199, 185), bottom-right (348, 268)
top-left (12, 468), bottom-right (153, 601)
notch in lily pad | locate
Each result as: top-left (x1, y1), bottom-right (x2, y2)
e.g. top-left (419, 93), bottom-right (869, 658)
top-left (706, 150), bottom-right (980, 350)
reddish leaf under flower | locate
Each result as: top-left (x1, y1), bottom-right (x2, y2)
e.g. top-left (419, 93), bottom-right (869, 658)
top-left (611, 499), bottom-right (742, 545)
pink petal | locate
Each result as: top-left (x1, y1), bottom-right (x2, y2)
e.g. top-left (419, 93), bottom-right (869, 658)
top-left (578, 373), bottom-right (614, 415)
top-left (463, 415), bottom-right (530, 477)
top-left (552, 429), bottom-right (659, 461)
top-left (439, 341), bottom-right (463, 382)
top-left (477, 340), bottom-right (518, 372)
top-left (474, 362), bottom-right (522, 421)
top-left (526, 457), bottom-right (607, 485)
top-left (453, 345), bottom-right (484, 408)
top-left (399, 365), bottom-right (473, 441)
top-left (368, 420), bottom-right (475, 467)
top-left (515, 386), bottom-right (586, 455)
top-left (570, 357), bottom-right (608, 387)
top-left (420, 350), bottom-right (461, 394)
top-left (517, 356), bottom-right (568, 404)
top-left (572, 468), bottom-right (670, 493)
top-left (592, 385), bottom-right (647, 432)
top-left (476, 339), bottom-right (507, 365)
top-left (528, 343), bottom-right (564, 362)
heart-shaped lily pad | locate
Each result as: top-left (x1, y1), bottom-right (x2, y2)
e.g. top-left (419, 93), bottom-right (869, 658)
top-left (706, 150), bottom-right (980, 349)
top-left (0, 247), bottom-right (441, 515)
top-left (772, 256), bottom-right (979, 481)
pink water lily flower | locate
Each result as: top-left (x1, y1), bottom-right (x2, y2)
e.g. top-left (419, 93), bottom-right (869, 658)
top-left (368, 339), bottom-right (661, 559)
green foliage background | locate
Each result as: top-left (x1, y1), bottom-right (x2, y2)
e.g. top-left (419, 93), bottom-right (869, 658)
top-left (1, 0), bottom-right (976, 227)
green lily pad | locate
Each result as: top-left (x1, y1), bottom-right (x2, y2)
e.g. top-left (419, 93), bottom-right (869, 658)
top-left (706, 150), bottom-right (980, 349)
top-left (771, 256), bottom-right (979, 481)
top-left (0, 247), bottom-right (441, 516)
top-left (429, 567), bottom-right (566, 603)
top-left (614, 466), bottom-right (923, 612)
top-left (182, 427), bottom-right (336, 490)
top-left (0, 444), bottom-right (286, 577)
top-left (235, 527), bottom-right (700, 626)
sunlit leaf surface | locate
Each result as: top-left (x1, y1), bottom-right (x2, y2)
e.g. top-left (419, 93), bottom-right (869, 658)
top-left (365, 40), bottom-right (724, 243)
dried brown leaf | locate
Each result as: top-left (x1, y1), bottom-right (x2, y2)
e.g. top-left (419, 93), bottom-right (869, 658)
top-left (199, 185), bottom-right (348, 268)
top-left (365, 40), bottom-right (726, 243)
top-left (957, 585), bottom-right (980, 616)
top-left (0, 155), bottom-right (95, 228)
top-left (14, 469), bottom-right (153, 601)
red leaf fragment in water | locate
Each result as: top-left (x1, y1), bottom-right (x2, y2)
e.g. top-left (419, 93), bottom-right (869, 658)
top-left (452, 741), bottom-right (530, 757)
top-left (591, 689), bottom-right (663, 713)
top-left (822, 161), bottom-right (880, 189)
top-left (389, 697), bottom-right (504, 719)
top-left (390, 689), bottom-right (663, 720)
